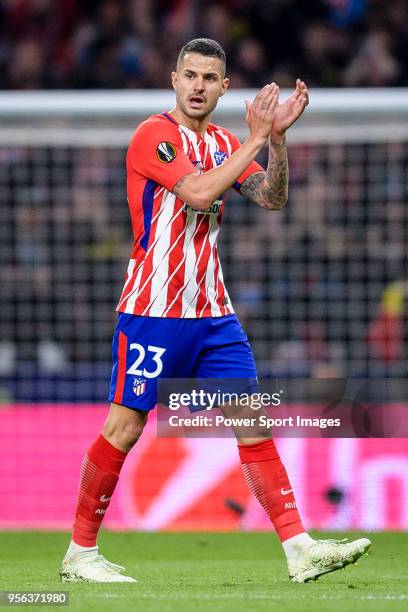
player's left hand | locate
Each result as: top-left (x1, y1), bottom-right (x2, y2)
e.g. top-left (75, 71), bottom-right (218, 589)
top-left (270, 79), bottom-right (309, 138)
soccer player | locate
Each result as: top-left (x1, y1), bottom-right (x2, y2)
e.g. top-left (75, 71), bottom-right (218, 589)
top-left (60, 38), bottom-right (371, 583)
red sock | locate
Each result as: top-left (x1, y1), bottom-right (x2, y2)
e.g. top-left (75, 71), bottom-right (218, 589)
top-left (238, 439), bottom-right (305, 542)
top-left (72, 434), bottom-right (127, 546)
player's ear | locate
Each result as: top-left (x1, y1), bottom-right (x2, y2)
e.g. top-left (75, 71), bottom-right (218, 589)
top-left (171, 71), bottom-right (177, 90)
top-left (220, 77), bottom-right (229, 97)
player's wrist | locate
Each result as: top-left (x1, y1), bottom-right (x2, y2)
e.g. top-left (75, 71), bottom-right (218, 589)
top-left (269, 132), bottom-right (286, 146)
top-left (245, 134), bottom-right (267, 151)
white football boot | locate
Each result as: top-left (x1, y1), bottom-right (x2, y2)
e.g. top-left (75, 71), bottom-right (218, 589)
top-left (288, 537), bottom-right (371, 583)
top-left (60, 548), bottom-right (136, 583)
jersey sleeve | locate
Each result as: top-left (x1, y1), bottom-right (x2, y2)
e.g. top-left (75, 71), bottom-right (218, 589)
top-left (228, 132), bottom-right (264, 191)
top-left (128, 117), bottom-right (195, 191)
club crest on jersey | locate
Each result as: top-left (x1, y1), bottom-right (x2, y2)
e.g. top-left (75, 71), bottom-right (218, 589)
top-left (214, 151), bottom-right (227, 166)
top-left (157, 142), bottom-right (177, 163)
top-left (133, 378), bottom-right (146, 396)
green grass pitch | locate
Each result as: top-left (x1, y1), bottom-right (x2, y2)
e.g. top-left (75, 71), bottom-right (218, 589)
top-left (0, 531), bottom-right (407, 611)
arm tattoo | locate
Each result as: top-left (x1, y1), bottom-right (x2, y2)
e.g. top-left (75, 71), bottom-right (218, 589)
top-left (240, 140), bottom-right (289, 210)
top-left (239, 171), bottom-right (265, 203)
top-left (173, 174), bottom-right (188, 197)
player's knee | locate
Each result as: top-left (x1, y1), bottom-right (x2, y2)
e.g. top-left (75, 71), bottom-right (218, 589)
top-left (236, 425), bottom-right (273, 445)
top-left (103, 419), bottom-right (146, 452)
top-left (103, 404), bottom-right (148, 452)
top-left (237, 434), bottom-right (273, 445)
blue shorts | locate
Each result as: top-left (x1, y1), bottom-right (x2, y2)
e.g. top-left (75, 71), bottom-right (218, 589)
top-left (108, 313), bottom-right (258, 411)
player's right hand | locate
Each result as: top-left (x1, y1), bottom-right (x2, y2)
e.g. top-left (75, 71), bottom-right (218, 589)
top-left (245, 83), bottom-right (279, 144)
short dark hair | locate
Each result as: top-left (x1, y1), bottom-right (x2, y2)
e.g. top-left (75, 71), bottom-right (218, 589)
top-left (177, 38), bottom-right (226, 74)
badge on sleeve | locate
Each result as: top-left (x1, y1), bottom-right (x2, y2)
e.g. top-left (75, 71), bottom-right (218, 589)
top-left (157, 142), bottom-right (177, 163)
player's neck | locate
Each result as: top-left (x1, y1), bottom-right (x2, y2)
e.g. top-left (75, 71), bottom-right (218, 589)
top-left (168, 107), bottom-right (210, 137)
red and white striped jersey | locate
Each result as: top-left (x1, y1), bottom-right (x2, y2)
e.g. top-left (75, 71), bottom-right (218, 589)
top-left (117, 112), bottom-right (262, 318)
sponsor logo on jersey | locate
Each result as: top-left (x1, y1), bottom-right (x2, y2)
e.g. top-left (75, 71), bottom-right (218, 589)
top-left (183, 200), bottom-right (223, 215)
top-left (214, 151), bottom-right (227, 166)
top-left (284, 501), bottom-right (297, 509)
top-left (133, 378), bottom-right (147, 396)
top-left (156, 142), bottom-right (177, 163)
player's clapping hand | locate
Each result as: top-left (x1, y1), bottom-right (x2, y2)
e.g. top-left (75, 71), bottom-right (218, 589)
top-left (270, 79), bottom-right (309, 138)
top-left (245, 83), bottom-right (280, 144)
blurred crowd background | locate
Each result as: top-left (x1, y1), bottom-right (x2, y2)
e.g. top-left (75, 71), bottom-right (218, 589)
top-left (0, 0), bottom-right (407, 90)
top-left (1, 140), bottom-right (407, 401)
top-left (0, 0), bottom-right (407, 402)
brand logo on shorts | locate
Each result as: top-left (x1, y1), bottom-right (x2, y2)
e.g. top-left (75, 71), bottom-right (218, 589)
top-left (156, 142), bottom-right (177, 163)
top-left (133, 378), bottom-right (146, 396)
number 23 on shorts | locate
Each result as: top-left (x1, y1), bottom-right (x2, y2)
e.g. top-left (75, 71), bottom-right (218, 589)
top-left (126, 343), bottom-right (166, 379)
